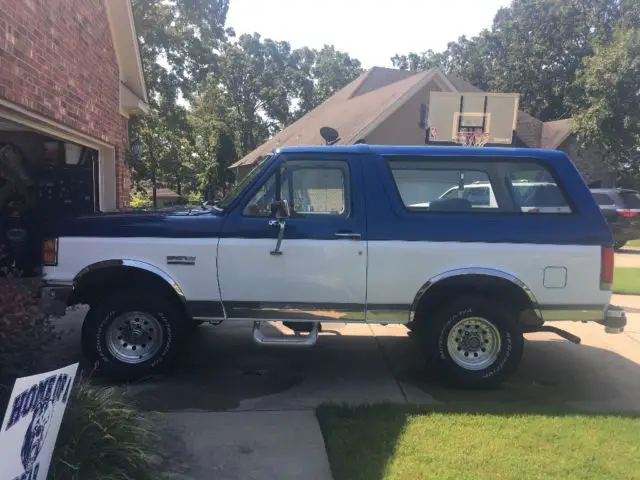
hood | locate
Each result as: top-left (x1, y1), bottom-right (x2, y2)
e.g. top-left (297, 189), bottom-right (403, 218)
top-left (47, 207), bottom-right (225, 238)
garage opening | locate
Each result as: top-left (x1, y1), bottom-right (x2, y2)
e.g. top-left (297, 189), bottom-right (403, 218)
top-left (0, 119), bottom-right (99, 277)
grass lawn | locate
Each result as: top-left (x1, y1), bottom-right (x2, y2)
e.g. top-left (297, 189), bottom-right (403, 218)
top-left (613, 267), bottom-right (640, 295)
top-left (317, 405), bottom-right (640, 480)
top-left (626, 239), bottom-right (640, 247)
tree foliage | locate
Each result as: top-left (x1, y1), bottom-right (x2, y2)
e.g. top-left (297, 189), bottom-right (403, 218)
top-left (128, 1), bottom-right (362, 205)
top-left (572, 25), bottom-right (640, 171)
top-left (392, 0), bottom-right (639, 170)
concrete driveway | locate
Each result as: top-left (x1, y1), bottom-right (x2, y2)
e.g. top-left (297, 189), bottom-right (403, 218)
top-left (54, 296), bottom-right (640, 479)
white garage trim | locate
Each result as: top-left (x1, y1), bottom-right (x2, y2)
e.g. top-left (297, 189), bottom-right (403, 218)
top-left (103, 0), bottom-right (149, 114)
top-left (0, 98), bottom-right (118, 211)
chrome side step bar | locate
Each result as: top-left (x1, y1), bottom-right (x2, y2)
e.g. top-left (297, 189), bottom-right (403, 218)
top-left (252, 321), bottom-right (319, 347)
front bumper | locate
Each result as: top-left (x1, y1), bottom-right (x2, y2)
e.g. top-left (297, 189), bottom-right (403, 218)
top-left (40, 282), bottom-right (73, 317)
top-left (540, 304), bottom-right (626, 334)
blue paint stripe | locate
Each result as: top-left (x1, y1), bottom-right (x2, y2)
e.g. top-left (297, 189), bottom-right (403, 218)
top-left (50, 146), bottom-right (612, 246)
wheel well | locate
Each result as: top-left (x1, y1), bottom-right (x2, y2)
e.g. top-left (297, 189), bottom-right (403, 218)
top-left (70, 266), bottom-right (187, 316)
top-left (413, 275), bottom-right (539, 327)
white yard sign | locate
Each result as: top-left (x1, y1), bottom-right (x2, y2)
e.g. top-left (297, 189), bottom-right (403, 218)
top-left (0, 363), bottom-right (79, 480)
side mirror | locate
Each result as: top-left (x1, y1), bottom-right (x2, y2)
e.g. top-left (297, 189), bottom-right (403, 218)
top-left (270, 199), bottom-right (291, 219)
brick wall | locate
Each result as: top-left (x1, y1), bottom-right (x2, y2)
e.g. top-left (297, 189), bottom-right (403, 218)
top-left (0, 0), bottom-right (130, 207)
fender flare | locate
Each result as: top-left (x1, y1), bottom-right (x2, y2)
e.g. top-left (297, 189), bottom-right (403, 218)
top-left (73, 259), bottom-right (187, 306)
top-left (409, 267), bottom-right (541, 320)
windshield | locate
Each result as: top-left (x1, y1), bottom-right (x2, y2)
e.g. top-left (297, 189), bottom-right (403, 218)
top-left (216, 155), bottom-right (273, 210)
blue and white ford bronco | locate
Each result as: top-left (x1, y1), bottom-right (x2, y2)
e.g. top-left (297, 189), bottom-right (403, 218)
top-left (41, 145), bottom-right (625, 388)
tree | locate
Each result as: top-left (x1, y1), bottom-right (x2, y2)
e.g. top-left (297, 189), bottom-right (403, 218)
top-left (131, 0), bottom-right (230, 102)
top-left (212, 35), bottom-right (363, 157)
top-left (392, 0), bottom-right (625, 120)
top-left (305, 45), bottom-right (363, 113)
top-left (128, 3), bottom-right (363, 202)
top-left (129, 0), bottom-right (230, 207)
top-left (189, 80), bottom-right (237, 199)
top-left (572, 25), bottom-right (640, 172)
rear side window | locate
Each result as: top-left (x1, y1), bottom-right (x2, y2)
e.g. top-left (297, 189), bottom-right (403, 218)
top-left (388, 162), bottom-right (498, 211)
top-left (506, 163), bottom-right (572, 214)
top-left (619, 191), bottom-right (640, 209)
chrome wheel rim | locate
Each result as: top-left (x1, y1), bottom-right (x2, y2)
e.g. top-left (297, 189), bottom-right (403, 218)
top-left (447, 317), bottom-right (501, 370)
top-left (106, 312), bottom-right (164, 364)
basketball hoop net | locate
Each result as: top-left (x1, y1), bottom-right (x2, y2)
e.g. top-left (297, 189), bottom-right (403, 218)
top-left (455, 130), bottom-right (491, 147)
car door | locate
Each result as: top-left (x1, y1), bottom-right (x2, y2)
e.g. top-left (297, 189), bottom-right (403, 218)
top-left (217, 154), bottom-right (367, 322)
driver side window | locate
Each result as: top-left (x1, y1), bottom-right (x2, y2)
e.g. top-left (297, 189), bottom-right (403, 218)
top-left (243, 160), bottom-right (349, 217)
top-left (242, 170), bottom-right (289, 217)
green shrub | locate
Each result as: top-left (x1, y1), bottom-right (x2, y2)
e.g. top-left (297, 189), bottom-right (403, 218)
top-left (0, 248), bottom-right (59, 380)
top-left (49, 379), bottom-right (158, 480)
top-left (186, 190), bottom-right (203, 205)
top-left (130, 190), bottom-right (153, 209)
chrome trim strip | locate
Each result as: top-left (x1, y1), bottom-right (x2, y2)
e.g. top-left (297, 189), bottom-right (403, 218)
top-left (228, 317), bottom-right (355, 324)
top-left (410, 267), bottom-right (542, 320)
top-left (366, 307), bottom-right (411, 323)
top-left (73, 259), bottom-right (187, 305)
top-left (224, 301), bottom-right (366, 322)
top-left (223, 301), bottom-right (412, 323)
top-left (42, 280), bottom-right (74, 287)
top-left (539, 305), bottom-right (605, 322)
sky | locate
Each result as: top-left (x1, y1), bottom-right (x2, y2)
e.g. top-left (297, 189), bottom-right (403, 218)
top-left (226, 0), bottom-right (511, 69)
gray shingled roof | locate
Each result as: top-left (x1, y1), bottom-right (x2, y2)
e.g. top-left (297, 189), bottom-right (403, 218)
top-left (541, 119), bottom-right (573, 149)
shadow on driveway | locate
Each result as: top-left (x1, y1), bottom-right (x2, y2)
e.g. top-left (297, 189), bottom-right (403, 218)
top-left (74, 319), bottom-right (640, 414)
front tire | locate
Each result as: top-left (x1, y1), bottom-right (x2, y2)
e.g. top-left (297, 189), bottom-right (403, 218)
top-left (82, 290), bottom-right (186, 380)
top-left (415, 296), bottom-right (524, 388)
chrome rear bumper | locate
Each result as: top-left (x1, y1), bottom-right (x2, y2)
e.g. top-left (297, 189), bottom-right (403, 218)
top-left (598, 305), bottom-right (626, 333)
top-left (540, 304), bottom-right (626, 334)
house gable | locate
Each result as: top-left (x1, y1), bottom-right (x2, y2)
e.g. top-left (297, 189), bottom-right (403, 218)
top-left (365, 77), bottom-right (446, 145)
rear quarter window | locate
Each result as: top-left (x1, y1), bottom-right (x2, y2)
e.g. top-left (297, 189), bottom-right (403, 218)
top-left (506, 163), bottom-right (572, 214)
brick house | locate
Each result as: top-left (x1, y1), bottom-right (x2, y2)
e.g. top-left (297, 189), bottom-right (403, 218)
top-left (0, 0), bottom-right (147, 273)
top-left (231, 67), bottom-right (612, 187)
top-left (0, 0), bottom-right (147, 211)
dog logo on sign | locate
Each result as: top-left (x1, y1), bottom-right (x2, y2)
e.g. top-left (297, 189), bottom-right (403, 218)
top-left (20, 399), bottom-right (54, 473)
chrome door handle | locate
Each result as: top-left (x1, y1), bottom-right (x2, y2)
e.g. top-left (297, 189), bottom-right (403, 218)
top-left (335, 232), bottom-right (361, 240)
top-left (270, 219), bottom-right (286, 255)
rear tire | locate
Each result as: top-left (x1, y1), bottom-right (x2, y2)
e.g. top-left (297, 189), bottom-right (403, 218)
top-left (415, 296), bottom-right (524, 388)
top-left (82, 290), bottom-right (187, 381)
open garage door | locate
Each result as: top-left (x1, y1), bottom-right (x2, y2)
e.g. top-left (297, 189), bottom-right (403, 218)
top-left (0, 118), bottom-right (101, 276)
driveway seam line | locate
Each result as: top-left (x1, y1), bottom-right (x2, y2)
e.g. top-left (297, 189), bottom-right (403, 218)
top-left (368, 324), bottom-right (409, 404)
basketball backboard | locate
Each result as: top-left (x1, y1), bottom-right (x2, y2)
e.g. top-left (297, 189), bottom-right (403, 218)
top-left (426, 92), bottom-right (520, 146)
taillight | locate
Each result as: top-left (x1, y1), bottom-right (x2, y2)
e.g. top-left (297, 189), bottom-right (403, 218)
top-left (43, 238), bottom-right (58, 266)
top-left (600, 246), bottom-right (614, 290)
top-left (617, 209), bottom-right (638, 218)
